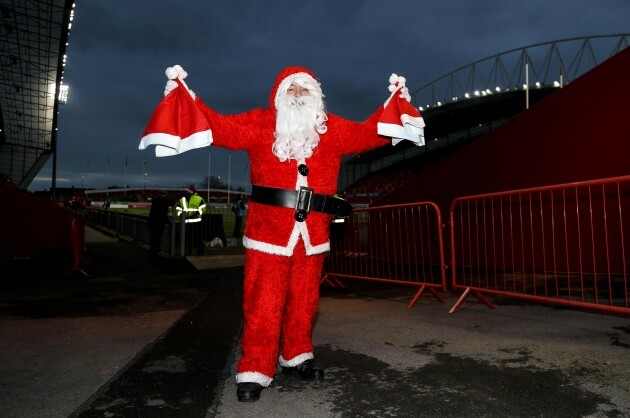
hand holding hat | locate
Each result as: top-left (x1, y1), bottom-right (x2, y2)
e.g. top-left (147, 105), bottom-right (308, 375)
top-left (139, 65), bottom-right (213, 157)
top-left (384, 73), bottom-right (411, 107)
top-left (378, 72), bottom-right (425, 147)
top-left (164, 65), bottom-right (196, 100)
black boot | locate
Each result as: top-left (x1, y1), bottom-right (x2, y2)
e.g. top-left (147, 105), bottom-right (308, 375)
top-left (281, 359), bottom-right (324, 380)
top-left (236, 382), bottom-right (264, 402)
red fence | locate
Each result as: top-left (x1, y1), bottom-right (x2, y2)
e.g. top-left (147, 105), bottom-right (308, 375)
top-left (324, 202), bottom-right (447, 308)
top-left (449, 175), bottom-right (630, 315)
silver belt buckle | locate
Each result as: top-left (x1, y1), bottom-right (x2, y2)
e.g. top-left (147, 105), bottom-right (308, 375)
top-left (295, 186), bottom-right (314, 222)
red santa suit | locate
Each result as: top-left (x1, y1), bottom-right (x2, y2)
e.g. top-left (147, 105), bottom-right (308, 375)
top-left (139, 65), bottom-right (425, 388)
top-left (197, 67), bottom-right (389, 386)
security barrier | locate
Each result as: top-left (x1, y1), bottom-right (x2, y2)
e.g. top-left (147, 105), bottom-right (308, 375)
top-left (86, 209), bottom-right (176, 256)
top-left (86, 207), bottom-right (239, 257)
top-left (324, 202), bottom-right (447, 308)
top-left (449, 175), bottom-right (630, 315)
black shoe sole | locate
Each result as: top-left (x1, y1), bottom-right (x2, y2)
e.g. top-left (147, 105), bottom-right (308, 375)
top-left (281, 367), bottom-right (324, 380)
top-left (237, 383), bottom-right (263, 402)
top-left (237, 394), bottom-right (261, 402)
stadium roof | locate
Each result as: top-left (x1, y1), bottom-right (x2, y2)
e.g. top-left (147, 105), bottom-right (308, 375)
top-left (0, 0), bottom-right (74, 191)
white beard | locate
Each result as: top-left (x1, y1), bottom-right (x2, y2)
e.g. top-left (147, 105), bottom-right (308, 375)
top-left (272, 95), bottom-right (321, 162)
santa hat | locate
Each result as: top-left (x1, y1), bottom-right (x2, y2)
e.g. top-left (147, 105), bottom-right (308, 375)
top-left (184, 184), bottom-right (196, 194)
top-left (138, 69), bottom-right (213, 157)
top-left (377, 74), bottom-right (425, 146)
top-left (269, 66), bottom-right (318, 110)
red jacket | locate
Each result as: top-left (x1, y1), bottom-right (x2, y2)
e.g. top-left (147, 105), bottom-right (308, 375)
top-left (191, 67), bottom-right (391, 256)
top-left (197, 101), bottom-right (388, 256)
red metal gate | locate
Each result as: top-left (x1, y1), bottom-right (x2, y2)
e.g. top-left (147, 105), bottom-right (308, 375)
top-left (449, 175), bottom-right (630, 315)
top-left (324, 202), bottom-right (447, 308)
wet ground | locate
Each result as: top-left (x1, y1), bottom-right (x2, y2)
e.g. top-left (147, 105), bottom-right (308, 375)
top-left (1, 226), bottom-right (629, 417)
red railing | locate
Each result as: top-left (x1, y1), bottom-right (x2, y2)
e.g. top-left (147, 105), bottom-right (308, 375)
top-left (65, 212), bottom-right (89, 278)
top-left (323, 202), bottom-right (447, 308)
top-left (449, 175), bottom-right (630, 315)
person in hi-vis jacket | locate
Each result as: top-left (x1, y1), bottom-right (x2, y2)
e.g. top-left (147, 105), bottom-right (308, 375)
top-left (176, 184), bottom-right (206, 254)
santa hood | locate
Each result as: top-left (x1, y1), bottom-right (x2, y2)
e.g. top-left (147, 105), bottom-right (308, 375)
top-left (269, 66), bottom-right (318, 111)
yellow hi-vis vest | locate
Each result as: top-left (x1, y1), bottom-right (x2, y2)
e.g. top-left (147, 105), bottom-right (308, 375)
top-left (176, 194), bottom-right (206, 223)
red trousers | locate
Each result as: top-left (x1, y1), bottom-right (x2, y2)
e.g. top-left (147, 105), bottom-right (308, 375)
top-left (236, 239), bottom-right (325, 385)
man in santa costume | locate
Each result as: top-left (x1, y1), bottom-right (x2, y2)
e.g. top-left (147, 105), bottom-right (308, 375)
top-left (139, 65), bottom-right (424, 402)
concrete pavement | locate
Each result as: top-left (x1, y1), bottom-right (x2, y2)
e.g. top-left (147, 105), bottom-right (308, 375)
top-left (1, 226), bottom-right (629, 417)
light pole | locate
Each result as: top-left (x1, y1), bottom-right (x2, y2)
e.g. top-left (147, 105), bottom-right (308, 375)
top-left (143, 172), bottom-right (147, 193)
top-left (211, 150), bottom-right (212, 205)
top-left (217, 176), bottom-right (221, 203)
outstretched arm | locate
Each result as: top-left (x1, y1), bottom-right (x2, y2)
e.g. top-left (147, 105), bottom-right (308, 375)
top-left (332, 107), bottom-right (390, 155)
top-left (335, 73), bottom-right (424, 155)
top-left (161, 65), bottom-right (257, 152)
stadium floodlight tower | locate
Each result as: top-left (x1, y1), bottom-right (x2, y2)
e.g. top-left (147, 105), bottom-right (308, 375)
top-left (58, 84), bottom-right (69, 104)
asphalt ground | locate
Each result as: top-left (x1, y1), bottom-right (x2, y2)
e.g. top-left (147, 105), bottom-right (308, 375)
top-left (1, 226), bottom-right (629, 417)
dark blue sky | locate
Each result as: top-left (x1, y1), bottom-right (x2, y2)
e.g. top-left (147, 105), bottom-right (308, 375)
top-left (30, 0), bottom-right (630, 192)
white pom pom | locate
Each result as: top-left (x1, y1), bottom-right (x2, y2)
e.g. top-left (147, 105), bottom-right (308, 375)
top-left (388, 84), bottom-right (397, 93)
top-left (389, 73), bottom-right (398, 85)
top-left (398, 76), bottom-right (406, 86)
top-left (399, 88), bottom-right (411, 102)
top-left (164, 79), bottom-right (178, 96)
top-left (172, 65), bottom-right (188, 79)
top-left (166, 67), bottom-right (178, 80)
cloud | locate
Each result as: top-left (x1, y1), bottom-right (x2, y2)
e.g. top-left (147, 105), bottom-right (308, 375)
top-left (30, 0), bottom-right (630, 192)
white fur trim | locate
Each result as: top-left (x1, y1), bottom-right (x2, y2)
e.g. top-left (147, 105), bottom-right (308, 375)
top-left (243, 221), bottom-right (330, 257)
top-left (279, 352), bottom-right (314, 367)
top-left (296, 221), bottom-right (330, 255)
top-left (138, 130), bottom-right (213, 157)
top-left (243, 224), bottom-right (300, 256)
top-left (236, 371), bottom-right (273, 387)
top-left (307, 240), bottom-right (330, 255)
top-left (377, 118), bottom-right (425, 147)
top-left (274, 72), bottom-right (318, 110)
top-left (297, 160), bottom-right (308, 185)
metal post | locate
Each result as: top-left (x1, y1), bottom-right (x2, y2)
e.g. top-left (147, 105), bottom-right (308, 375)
top-left (227, 151), bottom-right (231, 205)
top-left (180, 212), bottom-right (187, 258)
top-left (170, 208), bottom-right (177, 258)
top-left (211, 150), bottom-right (212, 205)
top-left (525, 53), bottom-right (529, 110)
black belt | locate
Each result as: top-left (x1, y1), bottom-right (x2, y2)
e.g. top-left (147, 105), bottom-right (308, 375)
top-left (250, 185), bottom-right (352, 222)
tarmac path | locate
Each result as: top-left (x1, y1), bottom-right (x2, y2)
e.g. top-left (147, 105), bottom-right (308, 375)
top-left (1, 226), bottom-right (629, 417)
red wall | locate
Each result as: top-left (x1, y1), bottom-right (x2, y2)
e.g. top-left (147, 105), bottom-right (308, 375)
top-left (380, 48), bottom-right (630, 213)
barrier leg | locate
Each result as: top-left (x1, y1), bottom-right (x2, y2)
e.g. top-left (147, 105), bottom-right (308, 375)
top-left (320, 274), bottom-right (336, 287)
top-left (331, 276), bottom-right (346, 289)
top-left (320, 274), bottom-right (347, 289)
top-left (449, 287), bottom-right (495, 314)
top-left (408, 285), bottom-right (426, 308)
top-left (408, 285), bottom-right (446, 308)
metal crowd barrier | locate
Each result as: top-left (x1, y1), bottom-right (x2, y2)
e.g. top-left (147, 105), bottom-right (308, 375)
top-left (85, 207), bottom-right (243, 258)
top-left (85, 209), bottom-right (177, 256)
top-left (323, 202), bottom-right (447, 308)
top-left (449, 175), bottom-right (630, 315)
